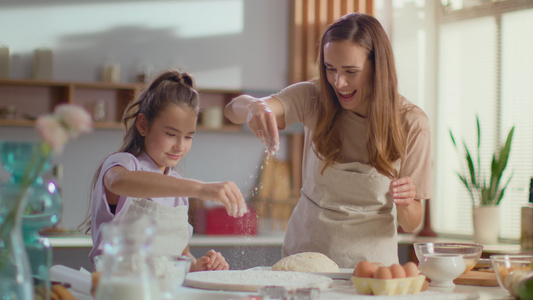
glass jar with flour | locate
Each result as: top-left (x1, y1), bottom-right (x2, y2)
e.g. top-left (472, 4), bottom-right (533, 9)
top-left (94, 214), bottom-right (160, 300)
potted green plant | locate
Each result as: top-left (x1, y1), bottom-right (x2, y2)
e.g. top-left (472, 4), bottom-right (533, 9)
top-left (449, 115), bottom-right (515, 244)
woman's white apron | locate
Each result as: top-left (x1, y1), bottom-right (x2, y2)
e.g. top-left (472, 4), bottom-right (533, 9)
top-left (282, 152), bottom-right (398, 268)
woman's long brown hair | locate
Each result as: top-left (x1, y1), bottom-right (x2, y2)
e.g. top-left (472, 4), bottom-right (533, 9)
top-left (78, 70), bottom-right (200, 233)
top-left (314, 13), bottom-right (406, 179)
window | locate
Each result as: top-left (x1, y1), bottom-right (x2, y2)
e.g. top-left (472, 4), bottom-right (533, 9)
top-left (435, 1), bottom-right (533, 240)
top-left (440, 0), bottom-right (512, 12)
top-left (389, 0), bottom-right (533, 241)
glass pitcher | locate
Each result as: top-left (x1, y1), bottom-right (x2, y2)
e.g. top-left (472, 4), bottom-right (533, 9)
top-left (95, 214), bottom-right (161, 300)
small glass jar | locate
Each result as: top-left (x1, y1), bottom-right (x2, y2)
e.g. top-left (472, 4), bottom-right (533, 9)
top-left (154, 254), bottom-right (192, 299)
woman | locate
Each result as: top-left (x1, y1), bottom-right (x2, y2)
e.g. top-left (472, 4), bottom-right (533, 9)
top-left (225, 13), bottom-right (432, 267)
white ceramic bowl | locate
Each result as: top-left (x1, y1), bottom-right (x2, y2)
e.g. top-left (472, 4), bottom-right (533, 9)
top-left (418, 254), bottom-right (465, 287)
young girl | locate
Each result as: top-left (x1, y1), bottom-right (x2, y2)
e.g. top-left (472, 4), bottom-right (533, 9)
top-left (87, 70), bottom-right (248, 271)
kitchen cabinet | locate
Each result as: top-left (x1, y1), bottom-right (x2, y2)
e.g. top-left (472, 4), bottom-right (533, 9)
top-left (0, 79), bottom-right (241, 132)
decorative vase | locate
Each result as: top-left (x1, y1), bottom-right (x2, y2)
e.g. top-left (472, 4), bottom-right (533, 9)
top-left (1, 141), bottom-right (62, 300)
top-left (417, 200), bottom-right (437, 237)
top-left (473, 205), bottom-right (500, 244)
top-left (0, 183), bottom-right (34, 299)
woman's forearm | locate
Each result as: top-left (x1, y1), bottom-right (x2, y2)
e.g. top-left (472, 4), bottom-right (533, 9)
top-left (224, 94), bottom-right (261, 124)
top-left (396, 199), bottom-right (423, 233)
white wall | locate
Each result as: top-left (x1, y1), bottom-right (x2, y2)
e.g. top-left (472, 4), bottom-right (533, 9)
top-left (0, 0), bottom-right (291, 229)
top-left (0, 0), bottom-right (289, 90)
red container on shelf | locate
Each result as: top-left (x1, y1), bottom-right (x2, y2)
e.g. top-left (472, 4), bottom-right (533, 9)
top-left (205, 206), bottom-right (258, 235)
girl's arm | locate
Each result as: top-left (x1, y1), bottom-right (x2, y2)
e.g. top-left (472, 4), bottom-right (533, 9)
top-left (104, 166), bottom-right (247, 217)
top-left (225, 95), bottom-right (286, 154)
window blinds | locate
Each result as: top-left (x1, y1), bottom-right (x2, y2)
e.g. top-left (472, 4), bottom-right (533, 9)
top-left (434, 2), bottom-right (533, 240)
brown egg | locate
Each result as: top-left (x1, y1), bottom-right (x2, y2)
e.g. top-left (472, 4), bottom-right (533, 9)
top-left (374, 266), bottom-right (393, 279)
top-left (403, 261), bottom-right (420, 277)
top-left (389, 263), bottom-right (406, 278)
top-left (353, 260), bottom-right (376, 278)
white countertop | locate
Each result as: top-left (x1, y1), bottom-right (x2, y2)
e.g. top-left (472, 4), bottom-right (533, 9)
top-left (70, 280), bottom-right (512, 300)
top-left (47, 233), bottom-right (522, 255)
top-left (47, 232), bottom-right (287, 247)
top-left (172, 283), bottom-right (511, 300)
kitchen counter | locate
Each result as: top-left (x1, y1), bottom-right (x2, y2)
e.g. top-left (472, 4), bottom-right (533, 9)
top-left (49, 232), bottom-right (522, 249)
top-left (48, 233), bottom-right (525, 271)
top-left (70, 280), bottom-right (513, 300)
top-left (172, 283), bottom-right (511, 300)
top-left (49, 233), bottom-right (288, 271)
top-left (47, 232), bottom-right (287, 247)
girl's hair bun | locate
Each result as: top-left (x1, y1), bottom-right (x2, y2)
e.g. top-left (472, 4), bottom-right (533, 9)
top-left (167, 71), bottom-right (195, 88)
top-left (179, 73), bottom-right (194, 88)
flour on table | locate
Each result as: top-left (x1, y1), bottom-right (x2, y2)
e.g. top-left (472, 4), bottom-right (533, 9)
top-left (272, 252), bottom-right (340, 273)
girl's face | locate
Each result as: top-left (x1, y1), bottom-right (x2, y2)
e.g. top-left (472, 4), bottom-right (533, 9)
top-left (324, 40), bottom-right (374, 116)
top-left (137, 104), bottom-right (197, 173)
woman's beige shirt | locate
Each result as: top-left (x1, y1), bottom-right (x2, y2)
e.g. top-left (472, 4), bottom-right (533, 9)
top-left (273, 81), bottom-right (433, 200)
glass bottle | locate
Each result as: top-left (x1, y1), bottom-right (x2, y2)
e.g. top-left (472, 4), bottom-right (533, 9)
top-left (95, 214), bottom-right (160, 300)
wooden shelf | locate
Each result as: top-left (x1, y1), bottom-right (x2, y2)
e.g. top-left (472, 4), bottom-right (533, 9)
top-left (0, 79), bottom-right (142, 125)
top-left (0, 79), bottom-right (243, 132)
top-left (0, 119), bottom-right (242, 132)
top-left (196, 125), bottom-right (242, 132)
top-left (0, 119), bottom-right (34, 127)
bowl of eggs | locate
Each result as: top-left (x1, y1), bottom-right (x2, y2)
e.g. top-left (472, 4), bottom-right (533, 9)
top-left (351, 261), bottom-right (426, 295)
top-left (413, 242), bottom-right (483, 274)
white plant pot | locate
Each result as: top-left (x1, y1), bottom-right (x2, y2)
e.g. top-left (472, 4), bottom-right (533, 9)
top-left (473, 205), bottom-right (500, 244)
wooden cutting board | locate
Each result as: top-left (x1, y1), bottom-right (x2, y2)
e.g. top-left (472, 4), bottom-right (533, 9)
top-left (454, 270), bottom-right (499, 286)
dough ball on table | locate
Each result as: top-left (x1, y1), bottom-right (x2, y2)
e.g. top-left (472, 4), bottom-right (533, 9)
top-left (272, 252), bottom-right (340, 273)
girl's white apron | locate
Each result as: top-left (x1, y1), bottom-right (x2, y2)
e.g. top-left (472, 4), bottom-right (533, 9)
top-left (117, 198), bottom-right (190, 256)
top-left (282, 151), bottom-right (398, 268)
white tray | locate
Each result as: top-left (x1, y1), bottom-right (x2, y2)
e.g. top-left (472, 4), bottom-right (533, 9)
top-left (246, 266), bottom-right (353, 280)
top-left (184, 270), bottom-right (333, 292)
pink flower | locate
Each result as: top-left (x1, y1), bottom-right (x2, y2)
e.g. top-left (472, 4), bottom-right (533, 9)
top-left (33, 104), bottom-right (93, 155)
top-left (35, 115), bottom-right (69, 154)
top-left (54, 104), bottom-right (93, 138)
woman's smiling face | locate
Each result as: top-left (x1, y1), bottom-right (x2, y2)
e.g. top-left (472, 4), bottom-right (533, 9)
top-left (324, 40), bottom-right (374, 116)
